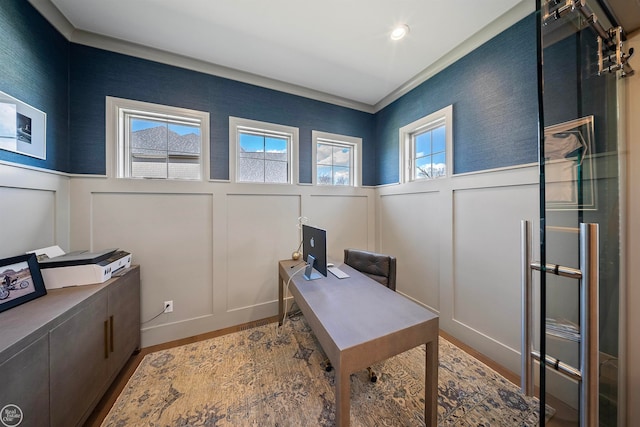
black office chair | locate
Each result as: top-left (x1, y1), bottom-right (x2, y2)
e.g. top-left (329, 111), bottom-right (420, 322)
top-left (323, 248), bottom-right (397, 382)
top-left (343, 248), bottom-right (396, 292)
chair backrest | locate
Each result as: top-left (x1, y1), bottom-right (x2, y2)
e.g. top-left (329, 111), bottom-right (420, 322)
top-left (343, 248), bottom-right (396, 291)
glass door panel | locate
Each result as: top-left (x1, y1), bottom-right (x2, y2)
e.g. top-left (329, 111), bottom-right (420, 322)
top-left (539, 1), bottom-right (623, 425)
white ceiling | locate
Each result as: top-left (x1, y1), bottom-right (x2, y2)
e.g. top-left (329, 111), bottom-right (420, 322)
top-left (45, 0), bottom-right (524, 107)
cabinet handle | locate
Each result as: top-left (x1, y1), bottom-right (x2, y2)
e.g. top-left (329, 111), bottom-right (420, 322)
top-left (110, 315), bottom-right (114, 353)
top-left (104, 320), bottom-right (109, 359)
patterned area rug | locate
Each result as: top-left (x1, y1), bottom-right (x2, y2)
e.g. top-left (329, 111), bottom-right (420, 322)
top-left (102, 315), bottom-right (550, 426)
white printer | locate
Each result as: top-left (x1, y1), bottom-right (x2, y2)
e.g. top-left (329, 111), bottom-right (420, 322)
top-left (32, 246), bottom-right (132, 289)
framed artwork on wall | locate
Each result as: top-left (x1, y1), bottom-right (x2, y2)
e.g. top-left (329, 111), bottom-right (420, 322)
top-left (0, 90), bottom-right (46, 160)
top-left (0, 253), bottom-right (47, 314)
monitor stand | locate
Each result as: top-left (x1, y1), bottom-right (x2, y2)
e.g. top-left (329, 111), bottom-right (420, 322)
top-left (304, 254), bottom-right (322, 280)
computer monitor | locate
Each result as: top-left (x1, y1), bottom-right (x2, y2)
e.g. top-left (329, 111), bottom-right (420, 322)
top-left (302, 224), bottom-right (327, 279)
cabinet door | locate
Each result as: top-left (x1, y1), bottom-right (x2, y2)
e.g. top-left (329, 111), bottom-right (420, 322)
top-left (0, 335), bottom-right (49, 427)
top-left (108, 267), bottom-right (141, 374)
top-left (50, 294), bottom-right (108, 427)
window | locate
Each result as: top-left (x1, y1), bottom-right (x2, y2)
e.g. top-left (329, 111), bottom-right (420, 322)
top-left (312, 131), bottom-right (362, 186)
top-left (230, 117), bottom-right (298, 184)
top-left (107, 97), bottom-right (209, 180)
top-left (399, 105), bottom-right (453, 183)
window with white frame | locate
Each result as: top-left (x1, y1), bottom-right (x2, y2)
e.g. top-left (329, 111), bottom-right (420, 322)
top-left (399, 105), bottom-right (453, 183)
top-left (107, 97), bottom-right (209, 180)
top-left (312, 131), bottom-right (362, 186)
top-left (230, 117), bottom-right (298, 184)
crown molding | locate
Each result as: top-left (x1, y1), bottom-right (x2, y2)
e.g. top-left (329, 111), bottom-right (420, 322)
top-left (28, 0), bottom-right (75, 39)
top-left (70, 29), bottom-right (376, 113)
top-left (26, 0), bottom-right (375, 113)
top-left (28, 0), bottom-right (533, 115)
top-left (374, 0), bottom-right (535, 111)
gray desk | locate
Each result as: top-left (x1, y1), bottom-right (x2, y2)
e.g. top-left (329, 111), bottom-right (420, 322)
top-left (278, 259), bottom-right (439, 426)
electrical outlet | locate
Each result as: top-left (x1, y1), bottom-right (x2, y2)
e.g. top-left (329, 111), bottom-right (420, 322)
top-left (163, 300), bottom-right (173, 313)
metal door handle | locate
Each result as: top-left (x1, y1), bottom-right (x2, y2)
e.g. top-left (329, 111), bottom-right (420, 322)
top-left (520, 220), bottom-right (533, 396)
top-left (520, 220), bottom-right (599, 426)
top-left (580, 223), bottom-right (599, 427)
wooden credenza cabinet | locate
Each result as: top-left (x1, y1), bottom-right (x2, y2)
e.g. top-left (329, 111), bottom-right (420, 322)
top-left (0, 266), bottom-right (140, 427)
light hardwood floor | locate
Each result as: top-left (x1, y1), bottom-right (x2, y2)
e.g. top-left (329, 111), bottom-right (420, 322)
top-left (84, 317), bottom-right (578, 426)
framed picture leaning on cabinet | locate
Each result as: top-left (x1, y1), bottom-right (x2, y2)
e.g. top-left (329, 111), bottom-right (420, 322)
top-left (0, 253), bottom-right (46, 313)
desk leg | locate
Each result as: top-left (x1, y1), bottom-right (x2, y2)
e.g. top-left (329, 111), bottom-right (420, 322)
top-left (425, 339), bottom-right (438, 426)
top-left (335, 366), bottom-right (350, 426)
top-left (278, 274), bottom-right (284, 326)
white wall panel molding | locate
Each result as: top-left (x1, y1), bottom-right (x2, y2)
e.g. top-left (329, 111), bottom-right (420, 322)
top-left (450, 163), bottom-right (538, 190)
top-left (449, 183), bottom-right (538, 374)
top-left (377, 164), bottom-right (538, 378)
top-left (307, 194), bottom-right (370, 262)
top-left (0, 162), bottom-right (70, 258)
top-left (378, 190), bottom-right (442, 313)
top-left (226, 193), bottom-right (301, 312)
top-left (67, 177), bottom-right (374, 346)
top-left (0, 186), bottom-right (56, 257)
top-left (379, 188), bottom-right (440, 197)
top-left (90, 192), bottom-right (215, 344)
top-left (3, 157), bottom-right (542, 359)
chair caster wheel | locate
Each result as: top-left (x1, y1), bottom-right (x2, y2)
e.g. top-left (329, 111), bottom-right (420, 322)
top-left (325, 361), bottom-right (333, 372)
top-left (367, 367), bottom-right (377, 382)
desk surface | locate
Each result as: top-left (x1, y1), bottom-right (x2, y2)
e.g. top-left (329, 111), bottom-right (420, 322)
top-left (289, 262), bottom-right (437, 352)
top-left (278, 259), bottom-right (439, 426)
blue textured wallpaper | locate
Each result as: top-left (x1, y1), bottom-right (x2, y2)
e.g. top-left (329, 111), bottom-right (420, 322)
top-left (69, 44), bottom-right (376, 183)
top-left (375, 15), bottom-right (539, 184)
top-left (5, 0), bottom-right (542, 185)
top-left (0, 0), bottom-right (69, 171)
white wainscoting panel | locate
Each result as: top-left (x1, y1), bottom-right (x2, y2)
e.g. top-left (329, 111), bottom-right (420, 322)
top-left (0, 162), bottom-right (70, 259)
top-left (0, 186), bottom-right (55, 257)
top-left (306, 194), bottom-right (369, 263)
top-left (451, 184), bottom-right (538, 352)
top-left (91, 192), bottom-right (214, 328)
top-left (378, 190), bottom-right (441, 312)
top-left (69, 177), bottom-right (373, 347)
top-left (376, 165), bottom-right (539, 380)
top-left (226, 194), bottom-right (300, 311)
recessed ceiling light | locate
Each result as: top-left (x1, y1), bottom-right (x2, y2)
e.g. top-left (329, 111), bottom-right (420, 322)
top-left (390, 24), bottom-right (410, 41)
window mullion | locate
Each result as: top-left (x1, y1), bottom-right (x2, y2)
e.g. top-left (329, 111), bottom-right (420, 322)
top-left (262, 136), bottom-right (266, 183)
top-left (164, 121), bottom-right (169, 179)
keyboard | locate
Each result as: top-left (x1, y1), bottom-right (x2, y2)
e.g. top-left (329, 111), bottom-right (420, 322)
top-left (328, 266), bottom-right (350, 279)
